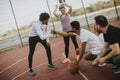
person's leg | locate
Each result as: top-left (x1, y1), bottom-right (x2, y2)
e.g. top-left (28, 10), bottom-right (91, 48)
top-left (28, 36), bottom-right (38, 76)
top-left (63, 36), bottom-right (70, 58)
top-left (112, 55), bottom-right (120, 74)
top-left (62, 36), bottom-right (71, 63)
top-left (40, 40), bottom-right (52, 64)
top-left (40, 39), bottom-right (57, 70)
top-left (70, 35), bottom-right (79, 59)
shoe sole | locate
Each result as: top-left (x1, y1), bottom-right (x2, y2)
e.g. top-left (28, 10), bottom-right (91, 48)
top-left (98, 63), bottom-right (106, 67)
top-left (28, 71), bottom-right (36, 76)
top-left (114, 71), bottom-right (120, 74)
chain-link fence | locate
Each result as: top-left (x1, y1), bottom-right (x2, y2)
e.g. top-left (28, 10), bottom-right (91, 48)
top-left (0, 0), bottom-right (120, 52)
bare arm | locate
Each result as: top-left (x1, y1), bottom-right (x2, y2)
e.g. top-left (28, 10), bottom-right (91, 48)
top-left (53, 30), bottom-right (74, 36)
top-left (77, 42), bottom-right (87, 64)
top-left (98, 43), bottom-right (120, 65)
top-left (93, 42), bottom-right (109, 64)
top-left (104, 43), bottom-right (120, 60)
top-left (65, 3), bottom-right (72, 14)
top-left (97, 42), bottom-right (109, 58)
top-left (53, 5), bottom-right (60, 18)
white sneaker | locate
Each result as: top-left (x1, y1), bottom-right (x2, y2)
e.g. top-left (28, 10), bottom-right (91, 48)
top-left (62, 58), bottom-right (71, 63)
top-left (76, 55), bottom-right (79, 61)
top-left (28, 69), bottom-right (36, 76)
top-left (98, 63), bottom-right (106, 67)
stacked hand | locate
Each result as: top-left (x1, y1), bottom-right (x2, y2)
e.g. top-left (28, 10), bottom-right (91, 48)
top-left (51, 29), bottom-right (57, 34)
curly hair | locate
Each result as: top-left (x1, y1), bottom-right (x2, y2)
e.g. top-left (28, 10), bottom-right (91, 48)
top-left (39, 12), bottom-right (50, 21)
top-left (59, 4), bottom-right (65, 10)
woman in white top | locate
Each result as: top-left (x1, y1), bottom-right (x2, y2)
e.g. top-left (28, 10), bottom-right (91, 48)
top-left (28, 12), bottom-right (57, 76)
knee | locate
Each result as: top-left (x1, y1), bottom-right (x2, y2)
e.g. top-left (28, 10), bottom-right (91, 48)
top-left (84, 52), bottom-right (96, 60)
top-left (113, 55), bottom-right (120, 63)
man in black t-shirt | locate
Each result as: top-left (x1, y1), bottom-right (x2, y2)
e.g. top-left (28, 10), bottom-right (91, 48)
top-left (93, 15), bottom-right (120, 74)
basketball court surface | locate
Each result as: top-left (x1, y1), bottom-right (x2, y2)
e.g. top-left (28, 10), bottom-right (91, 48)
top-left (0, 20), bottom-right (120, 80)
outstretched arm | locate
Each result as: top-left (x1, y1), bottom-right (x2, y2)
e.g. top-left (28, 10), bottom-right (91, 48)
top-left (51, 30), bottom-right (74, 36)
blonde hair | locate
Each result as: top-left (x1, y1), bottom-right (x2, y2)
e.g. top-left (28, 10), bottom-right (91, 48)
top-left (59, 4), bottom-right (65, 10)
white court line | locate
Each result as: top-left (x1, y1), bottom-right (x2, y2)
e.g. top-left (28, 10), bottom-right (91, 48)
top-left (0, 57), bottom-right (27, 74)
top-left (78, 70), bottom-right (88, 80)
top-left (0, 41), bottom-right (63, 74)
top-left (0, 49), bottom-right (45, 74)
top-left (12, 56), bottom-right (64, 80)
top-left (61, 49), bottom-right (88, 80)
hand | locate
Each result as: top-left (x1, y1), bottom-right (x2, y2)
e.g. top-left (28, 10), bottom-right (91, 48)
top-left (92, 57), bottom-right (100, 65)
top-left (51, 30), bottom-right (56, 34)
top-left (64, 3), bottom-right (67, 6)
top-left (92, 57), bottom-right (99, 65)
top-left (55, 5), bottom-right (58, 9)
top-left (64, 3), bottom-right (71, 8)
top-left (98, 57), bottom-right (106, 65)
top-left (47, 42), bottom-right (50, 47)
top-left (71, 60), bottom-right (78, 65)
top-left (94, 57), bottom-right (99, 62)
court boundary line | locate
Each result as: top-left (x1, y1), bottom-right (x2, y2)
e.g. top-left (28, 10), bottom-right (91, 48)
top-left (11, 56), bottom-right (64, 80)
top-left (0, 41), bottom-right (63, 74)
top-left (78, 70), bottom-right (88, 80)
top-left (61, 49), bottom-right (89, 80)
top-left (12, 49), bottom-right (77, 80)
top-left (0, 57), bottom-right (27, 74)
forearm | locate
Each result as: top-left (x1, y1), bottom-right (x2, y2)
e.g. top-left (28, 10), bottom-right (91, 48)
top-left (39, 33), bottom-right (53, 40)
top-left (65, 3), bottom-right (72, 14)
top-left (53, 8), bottom-right (57, 15)
top-left (77, 50), bottom-right (85, 64)
top-left (55, 31), bottom-right (72, 36)
top-left (65, 3), bottom-right (72, 8)
top-left (97, 48), bottom-right (108, 58)
top-left (77, 42), bottom-right (86, 64)
top-left (103, 51), bottom-right (118, 60)
top-left (97, 42), bottom-right (109, 58)
top-left (104, 43), bottom-right (120, 60)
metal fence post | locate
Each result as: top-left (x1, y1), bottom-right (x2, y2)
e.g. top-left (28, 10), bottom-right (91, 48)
top-left (9, 0), bottom-right (23, 47)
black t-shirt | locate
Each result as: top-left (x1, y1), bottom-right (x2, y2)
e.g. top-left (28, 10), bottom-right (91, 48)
top-left (103, 25), bottom-right (120, 45)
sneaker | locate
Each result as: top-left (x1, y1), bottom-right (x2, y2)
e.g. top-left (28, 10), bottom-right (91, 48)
top-left (98, 63), bottom-right (106, 67)
top-left (62, 58), bottom-right (71, 63)
top-left (28, 69), bottom-right (36, 76)
top-left (114, 67), bottom-right (120, 74)
top-left (112, 64), bottom-right (118, 69)
top-left (48, 64), bottom-right (58, 70)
